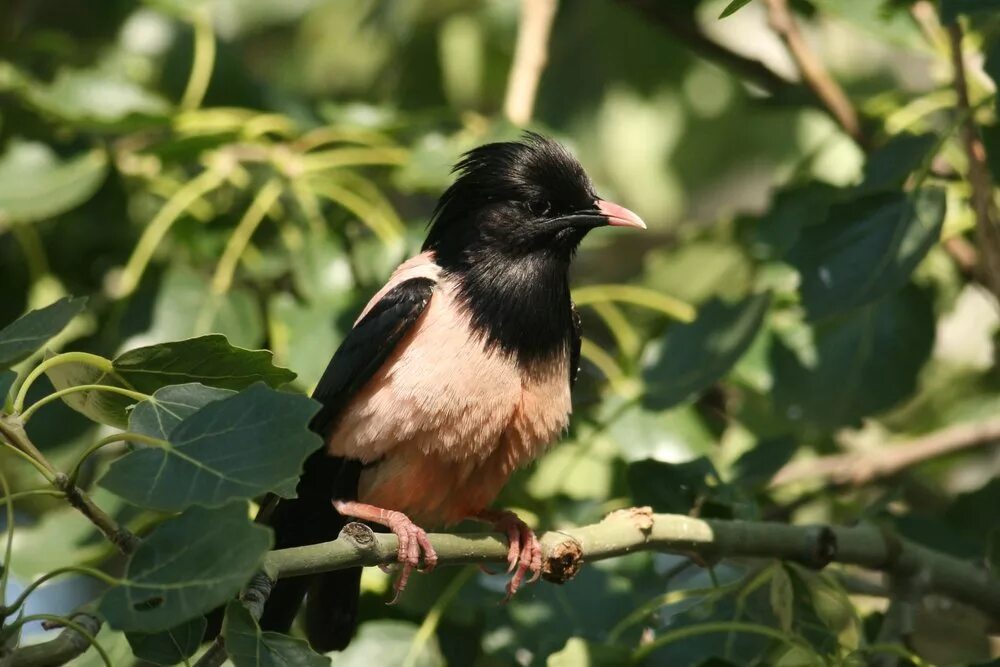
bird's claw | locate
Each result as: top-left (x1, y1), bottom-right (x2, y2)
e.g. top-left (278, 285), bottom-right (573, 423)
top-left (484, 510), bottom-right (542, 601)
top-left (385, 511), bottom-right (437, 604)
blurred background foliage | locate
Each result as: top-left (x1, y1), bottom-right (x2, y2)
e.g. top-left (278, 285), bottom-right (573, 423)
top-left (2, 0), bottom-right (1000, 664)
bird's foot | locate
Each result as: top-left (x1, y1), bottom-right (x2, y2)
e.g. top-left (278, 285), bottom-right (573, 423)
top-left (332, 500), bottom-right (437, 604)
top-left (475, 509), bottom-right (542, 601)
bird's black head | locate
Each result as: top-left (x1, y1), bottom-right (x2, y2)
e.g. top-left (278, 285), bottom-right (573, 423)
top-left (423, 132), bottom-right (644, 270)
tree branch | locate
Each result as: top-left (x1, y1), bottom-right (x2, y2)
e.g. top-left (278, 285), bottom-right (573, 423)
top-left (615, 0), bottom-right (794, 95)
top-left (948, 20), bottom-right (1000, 302)
top-left (260, 508), bottom-right (1000, 623)
top-left (770, 417), bottom-right (1000, 488)
top-left (762, 0), bottom-right (864, 146)
top-left (7, 612), bottom-right (101, 667)
top-left (504, 0), bottom-right (559, 126)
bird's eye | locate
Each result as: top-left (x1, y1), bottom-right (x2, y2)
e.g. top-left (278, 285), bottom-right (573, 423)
top-left (527, 200), bottom-right (551, 217)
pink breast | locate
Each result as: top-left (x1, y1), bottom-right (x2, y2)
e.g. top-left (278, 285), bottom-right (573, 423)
top-left (325, 255), bottom-right (572, 525)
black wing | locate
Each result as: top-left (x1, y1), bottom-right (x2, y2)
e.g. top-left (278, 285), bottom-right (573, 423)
top-left (251, 276), bottom-right (436, 650)
top-left (310, 276), bottom-right (436, 436)
top-left (570, 301), bottom-right (582, 386)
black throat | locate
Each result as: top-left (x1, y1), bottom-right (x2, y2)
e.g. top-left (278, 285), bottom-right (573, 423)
top-left (443, 249), bottom-right (574, 366)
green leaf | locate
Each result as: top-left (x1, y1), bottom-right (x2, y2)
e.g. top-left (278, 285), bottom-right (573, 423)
top-left (333, 620), bottom-right (445, 667)
top-left (719, 0), bottom-right (754, 18)
top-left (771, 286), bottom-right (935, 429)
top-left (25, 68), bottom-right (170, 131)
top-left (788, 188), bottom-right (945, 321)
top-left (642, 294), bottom-right (771, 410)
top-left (855, 133), bottom-right (937, 196)
top-left (100, 384), bottom-right (321, 511)
top-left (0, 140), bottom-right (108, 223)
top-left (940, 0), bottom-right (1000, 23)
top-left (47, 334), bottom-right (295, 428)
top-left (732, 436), bottom-right (799, 489)
top-left (128, 383), bottom-right (235, 440)
top-left (114, 335), bottom-right (295, 393)
top-left (223, 601), bottom-right (330, 667)
top-left (751, 182), bottom-right (842, 259)
top-left (126, 617), bottom-right (206, 666)
top-left (627, 457), bottom-right (720, 514)
top-left (770, 565), bottom-right (794, 633)
top-left (99, 503), bottom-right (271, 633)
top-left (0, 296), bottom-right (86, 370)
top-left (547, 637), bottom-right (631, 666)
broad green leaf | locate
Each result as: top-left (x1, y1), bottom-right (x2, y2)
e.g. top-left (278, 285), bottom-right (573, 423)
top-left (547, 637), bottom-right (630, 666)
top-left (99, 503), bottom-right (271, 633)
top-left (0, 296), bottom-right (86, 370)
top-left (732, 436), bottom-right (799, 489)
top-left (333, 620), bottom-right (444, 667)
top-left (642, 294), bottom-right (771, 410)
top-left (268, 294), bottom-right (347, 391)
top-left (126, 617), bottom-right (207, 666)
top-left (788, 189), bottom-right (945, 321)
top-left (223, 601), bottom-right (330, 667)
top-left (940, 0), bottom-right (1000, 22)
top-left (0, 140), bottom-right (107, 223)
top-left (25, 68), bottom-right (169, 130)
top-left (719, 0), bottom-right (754, 18)
top-left (855, 133), bottom-right (937, 196)
top-left (769, 565), bottom-right (794, 633)
top-left (128, 383), bottom-right (235, 440)
top-left (771, 286), bottom-right (935, 429)
top-left (114, 335), bottom-right (294, 393)
top-left (627, 457), bottom-right (720, 514)
top-left (48, 334), bottom-right (295, 427)
top-left (100, 384), bottom-right (321, 511)
top-left (751, 182), bottom-right (842, 259)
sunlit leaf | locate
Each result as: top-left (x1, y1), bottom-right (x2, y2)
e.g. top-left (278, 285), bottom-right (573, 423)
top-left (788, 188), bottom-right (945, 321)
top-left (47, 334), bottom-right (295, 427)
top-left (100, 383), bottom-right (321, 511)
top-left (0, 296), bottom-right (86, 370)
top-left (223, 601), bottom-right (330, 667)
top-left (642, 294), bottom-right (771, 410)
top-left (25, 68), bottom-right (169, 130)
top-left (0, 140), bottom-right (107, 223)
top-left (99, 503), bottom-right (271, 633)
top-left (126, 617), bottom-right (207, 666)
top-left (547, 637), bottom-right (630, 666)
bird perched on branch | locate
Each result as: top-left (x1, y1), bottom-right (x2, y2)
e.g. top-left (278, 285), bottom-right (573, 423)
top-left (259, 132), bottom-right (645, 651)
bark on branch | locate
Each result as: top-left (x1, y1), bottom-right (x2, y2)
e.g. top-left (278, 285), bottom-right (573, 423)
top-left (504, 0), bottom-right (558, 126)
top-left (262, 508), bottom-right (1000, 622)
top-left (770, 417), bottom-right (1000, 488)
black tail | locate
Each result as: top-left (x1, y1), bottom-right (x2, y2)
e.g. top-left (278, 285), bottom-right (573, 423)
top-left (259, 448), bottom-right (362, 651)
top-left (204, 448), bottom-right (362, 651)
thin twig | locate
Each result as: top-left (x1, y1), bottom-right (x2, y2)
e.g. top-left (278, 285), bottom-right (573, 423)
top-left (7, 612), bottom-right (103, 667)
top-left (504, 0), bottom-right (559, 125)
top-left (770, 417), bottom-right (1000, 487)
top-left (615, 0), bottom-right (795, 95)
top-left (762, 0), bottom-right (864, 146)
top-left (948, 21), bottom-right (1000, 301)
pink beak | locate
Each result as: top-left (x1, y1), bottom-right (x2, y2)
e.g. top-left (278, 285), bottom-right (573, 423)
top-left (597, 199), bottom-right (646, 230)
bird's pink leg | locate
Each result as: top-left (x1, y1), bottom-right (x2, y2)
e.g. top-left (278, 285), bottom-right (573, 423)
top-left (332, 500), bottom-right (437, 603)
top-left (473, 509), bottom-right (542, 601)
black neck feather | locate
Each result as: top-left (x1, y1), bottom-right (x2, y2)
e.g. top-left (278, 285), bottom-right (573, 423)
top-left (446, 251), bottom-right (573, 365)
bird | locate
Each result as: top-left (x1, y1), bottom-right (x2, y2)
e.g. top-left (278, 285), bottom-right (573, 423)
top-left (256, 132), bottom-right (645, 651)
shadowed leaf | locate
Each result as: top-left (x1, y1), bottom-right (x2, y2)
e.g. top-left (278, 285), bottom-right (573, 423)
top-left (223, 601), bottom-right (330, 667)
top-left (99, 503), bottom-right (271, 633)
top-left (0, 296), bottom-right (87, 370)
top-left (126, 617), bottom-right (206, 666)
top-left (128, 383), bottom-right (235, 440)
top-left (100, 384), bottom-right (321, 511)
